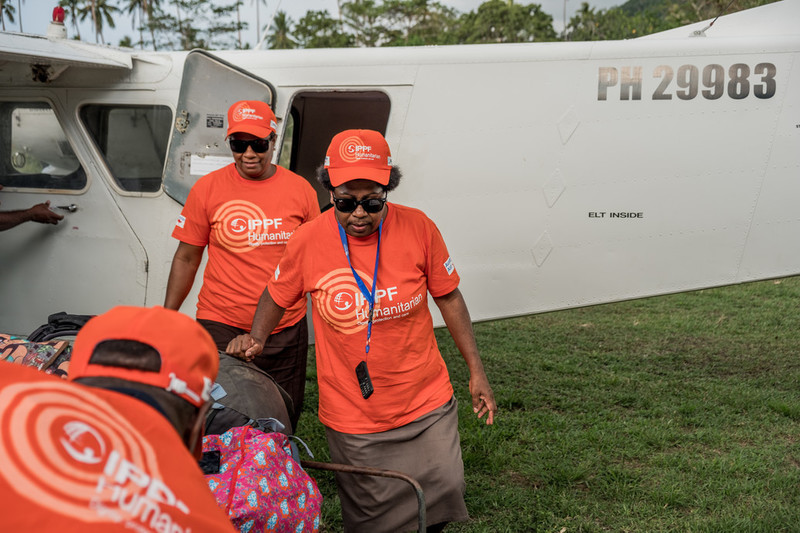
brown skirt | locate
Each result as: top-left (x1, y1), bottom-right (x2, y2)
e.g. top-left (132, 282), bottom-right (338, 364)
top-left (325, 396), bottom-right (469, 532)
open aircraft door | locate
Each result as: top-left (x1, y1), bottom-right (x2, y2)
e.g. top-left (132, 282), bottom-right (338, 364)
top-left (163, 50), bottom-right (276, 205)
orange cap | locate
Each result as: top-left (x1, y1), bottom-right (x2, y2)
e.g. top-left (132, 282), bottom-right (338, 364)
top-left (69, 306), bottom-right (219, 408)
top-left (226, 100), bottom-right (277, 139)
top-left (324, 129), bottom-right (393, 187)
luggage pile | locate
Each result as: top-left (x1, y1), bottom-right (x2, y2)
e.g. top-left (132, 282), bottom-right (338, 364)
top-left (2, 312), bottom-right (323, 533)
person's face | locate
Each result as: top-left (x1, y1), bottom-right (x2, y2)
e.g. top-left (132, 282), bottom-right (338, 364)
top-left (331, 179), bottom-right (387, 238)
top-left (230, 132), bottom-right (275, 180)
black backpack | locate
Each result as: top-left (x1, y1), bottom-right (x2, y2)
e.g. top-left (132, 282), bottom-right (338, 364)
top-left (27, 312), bottom-right (94, 341)
top-left (205, 352), bottom-right (295, 436)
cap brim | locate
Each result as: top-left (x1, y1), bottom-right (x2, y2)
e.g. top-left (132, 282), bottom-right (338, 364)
top-left (226, 124), bottom-right (274, 139)
top-left (328, 167), bottom-right (391, 187)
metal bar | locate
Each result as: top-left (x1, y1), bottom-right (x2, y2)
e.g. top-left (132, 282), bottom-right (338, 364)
top-left (301, 460), bottom-right (426, 532)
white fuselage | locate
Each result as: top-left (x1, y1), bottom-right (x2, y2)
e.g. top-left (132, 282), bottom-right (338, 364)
top-left (0, 1), bottom-right (798, 335)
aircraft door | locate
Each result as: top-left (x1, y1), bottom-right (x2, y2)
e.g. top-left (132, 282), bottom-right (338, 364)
top-left (163, 50), bottom-right (275, 205)
top-left (0, 98), bottom-right (150, 335)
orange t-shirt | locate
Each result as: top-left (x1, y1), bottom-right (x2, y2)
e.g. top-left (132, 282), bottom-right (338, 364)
top-left (0, 363), bottom-right (236, 532)
top-left (268, 204), bottom-right (459, 434)
top-left (172, 164), bottom-right (320, 331)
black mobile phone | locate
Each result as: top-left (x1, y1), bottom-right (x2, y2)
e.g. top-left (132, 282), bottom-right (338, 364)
top-left (355, 360), bottom-right (374, 399)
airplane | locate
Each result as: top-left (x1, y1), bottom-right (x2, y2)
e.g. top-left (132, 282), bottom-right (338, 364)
top-left (0, 1), bottom-right (798, 336)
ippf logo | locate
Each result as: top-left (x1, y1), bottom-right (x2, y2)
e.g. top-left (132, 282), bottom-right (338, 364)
top-left (332, 291), bottom-right (356, 312)
top-left (60, 421), bottom-right (106, 465)
top-left (213, 200), bottom-right (283, 252)
top-left (314, 269), bottom-right (372, 333)
top-left (0, 381), bottom-right (162, 523)
top-left (314, 269), bottom-right (400, 333)
top-left (231, 102), bottom-right (262, 123)
top-left (339, 135), bottom-right (381, 164)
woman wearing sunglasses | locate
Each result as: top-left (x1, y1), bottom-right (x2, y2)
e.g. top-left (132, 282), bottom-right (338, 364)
top-left (165, 100), bottom-right (320, 432)
top-left (227, 129), bottom-right (497, 532)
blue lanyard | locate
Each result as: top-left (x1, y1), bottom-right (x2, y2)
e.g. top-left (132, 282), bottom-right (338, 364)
top-left (338, 220), bottom-right (382, 354)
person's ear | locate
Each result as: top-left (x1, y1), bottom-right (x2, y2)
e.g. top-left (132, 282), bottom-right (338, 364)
top-left (187, 400), bottom-right (213, 460)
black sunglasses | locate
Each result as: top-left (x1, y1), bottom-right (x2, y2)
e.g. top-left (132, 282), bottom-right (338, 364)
top-left (229, 138), bottom-right (270, 153)
top-left (332, 195), bottom-right (387, 213)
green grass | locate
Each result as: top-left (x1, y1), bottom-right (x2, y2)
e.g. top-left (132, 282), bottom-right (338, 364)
top-left (298, 277), bottom-right (800, 532)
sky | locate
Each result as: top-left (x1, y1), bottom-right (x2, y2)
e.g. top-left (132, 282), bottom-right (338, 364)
top-left (20, 0), bottom-right (623, 47)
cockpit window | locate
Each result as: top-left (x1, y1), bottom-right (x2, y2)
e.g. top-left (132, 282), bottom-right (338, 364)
top-left (80, 105), bottom-right (172, 193)
top-left (0, 102), bottom-right (86, 190)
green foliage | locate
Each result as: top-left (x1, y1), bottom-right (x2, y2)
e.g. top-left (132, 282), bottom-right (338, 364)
top-left (341, 0), bottom-right (388, 47)
top-left (566, 0), bottom-right (781, 41)
top-left (565, 2), bottom-right (670, 41)
top-left (382, 0), bottom-right (461, 46)
top-left (457, 0), bottom-right (557, 43)
top-left (266, 11), bottom-right (296, 49)
top-left (79, 0), bottom-right (121, 44)
top-left (293, 10), bottom-right (353, 49)
top-left (300, 277), bottom-right (800, 531)
top-left (660, 0), bottom-right (781, 27)
top-left (29, 0), bottom-right (787, 50)
top-left (143, 0), bottom-right (246, 50)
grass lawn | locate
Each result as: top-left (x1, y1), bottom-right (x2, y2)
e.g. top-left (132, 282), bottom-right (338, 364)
top-left (299, 276), bottom-right (800, 532)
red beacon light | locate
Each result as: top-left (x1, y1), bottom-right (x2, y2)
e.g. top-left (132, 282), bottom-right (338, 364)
top-left (52, 6), bottom-right (66, 24)
top-left (48, 6), bottom-right (67, 39)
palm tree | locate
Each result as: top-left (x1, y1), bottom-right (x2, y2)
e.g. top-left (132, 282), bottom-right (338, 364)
top-left (128, 0), bottom-right (162, 50)
top-left (58, 0), bottom-right (82, 39)
top-left (0, 0), bottom-right (16, 31)
top-left (126, 0), bottom-right (147, 47)
top-left (267, 10), bottom-right (296, 49)
top-left (126, 0), bottom-right (162, 48)
top-left (79, 0), bottom-right (120, 44)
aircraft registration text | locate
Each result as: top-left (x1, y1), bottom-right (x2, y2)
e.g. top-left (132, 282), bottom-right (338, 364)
top-left (598, 63), bottom-right (777, 101)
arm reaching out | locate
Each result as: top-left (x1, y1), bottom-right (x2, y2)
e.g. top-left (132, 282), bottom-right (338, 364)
top-left (226, 287), bottom-right (286, 362)
top-left (0, 201), bottom-right (63, 231)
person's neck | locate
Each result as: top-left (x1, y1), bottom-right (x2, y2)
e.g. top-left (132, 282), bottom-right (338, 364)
top-left (247, 164), bottom-right (277, 181)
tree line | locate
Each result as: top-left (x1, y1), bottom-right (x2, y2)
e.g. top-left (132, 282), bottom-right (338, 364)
top-left (0, 0), bottom-right (778, 50)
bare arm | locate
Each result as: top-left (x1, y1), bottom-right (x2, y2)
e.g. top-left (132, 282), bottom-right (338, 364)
top-left (164, 241), bottom-right (204, 310)
top-left (225, 287), bottom-right (286, 361)
top-left (0, 201), bottom-right (63, 231)
top-left (433, 288), bottom-right (497, 425)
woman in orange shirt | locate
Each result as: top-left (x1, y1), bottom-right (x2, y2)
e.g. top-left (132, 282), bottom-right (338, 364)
top-left (166, 100), bottom-right (320, 432)
top-left (228, 129), bottom-right (497, 532)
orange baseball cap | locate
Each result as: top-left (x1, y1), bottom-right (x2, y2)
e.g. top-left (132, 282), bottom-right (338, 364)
top-left (324, 129), bottom-right (393, 187)
top-left (226, 100), bottom-right (278, 139)
top-left (69, 306), bottom-right (219, 408)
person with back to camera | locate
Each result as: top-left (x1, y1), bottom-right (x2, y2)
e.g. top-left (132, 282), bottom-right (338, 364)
top-left (227, 129), bottom-right (498, 532)
top-left (165, 100), bottom-right (320, 432)
top-left (0, 305), bottom-right (237, 532)
top-left (0, 184), bottom-right (64, 231)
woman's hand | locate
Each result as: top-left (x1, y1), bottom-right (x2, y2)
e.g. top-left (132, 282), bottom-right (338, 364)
top-left (433, 288), bottom-right (497, 425)
top-left (225, 334), bottom-right (264, 362)
top-left (469, 370), bottom-right (497, 425)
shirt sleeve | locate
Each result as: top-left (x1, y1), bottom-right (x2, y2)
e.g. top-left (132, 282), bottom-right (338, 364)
top-left (425, 217), bottom-right (460, 297)
top-left (171, 181), bottom-right (211, 247)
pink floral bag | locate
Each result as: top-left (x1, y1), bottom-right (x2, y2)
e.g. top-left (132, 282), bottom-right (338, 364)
top-left (202, 426), bottom-right (321, 532)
